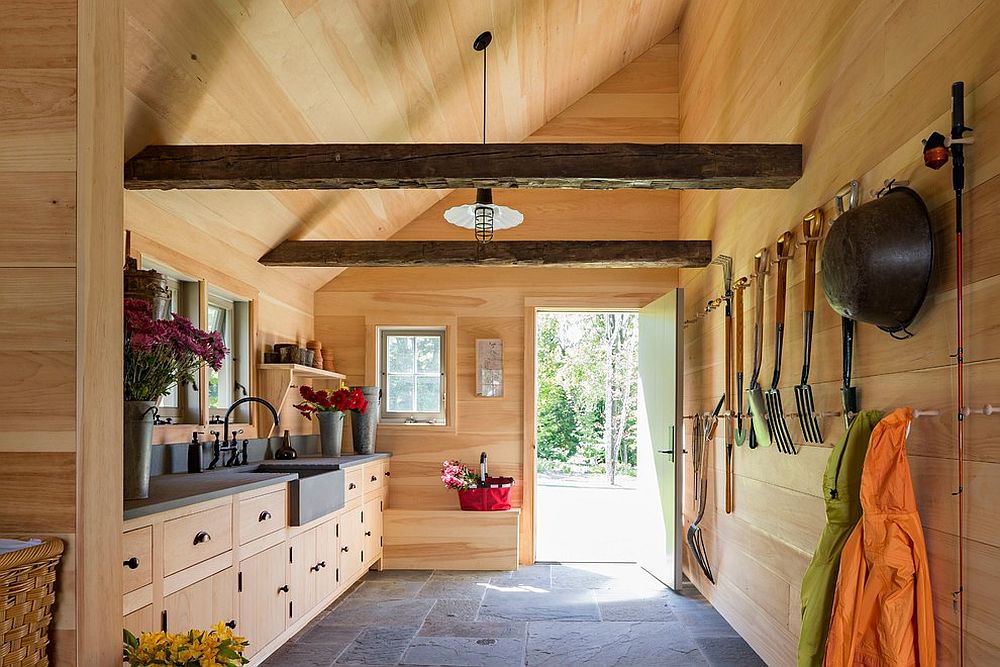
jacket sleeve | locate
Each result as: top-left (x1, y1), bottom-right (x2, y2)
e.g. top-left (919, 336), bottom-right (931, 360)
top-left (913, 530), bottom-right (936, 667)
top-left (824, 523), bottom-right (866, 667)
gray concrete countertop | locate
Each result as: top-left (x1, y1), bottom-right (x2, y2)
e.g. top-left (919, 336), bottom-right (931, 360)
top-left (123, 452), bottom-right (391, 520)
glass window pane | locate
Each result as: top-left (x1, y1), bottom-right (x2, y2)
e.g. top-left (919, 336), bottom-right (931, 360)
top-left (415, 376), bottom-right (441, 413)
top-left (387, 336), bottom-right (415, 374)
top-left (387, 375), bottom-right (415, 412)
top-left (208, 303), bottom-right (226, 334)
top-left (208, 368), bottom-right (220, 408)
top-left (415, 336), bottom-right (441, 374)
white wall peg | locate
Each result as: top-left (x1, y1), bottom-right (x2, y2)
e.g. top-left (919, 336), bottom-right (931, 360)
top-left (912, 409), bottom-right (941, 418)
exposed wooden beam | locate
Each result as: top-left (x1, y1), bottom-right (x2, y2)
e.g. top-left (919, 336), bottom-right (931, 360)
top-left (124, 143), bottom-right (801, 191)
top-left (259, 240), bottom-right (713, 269)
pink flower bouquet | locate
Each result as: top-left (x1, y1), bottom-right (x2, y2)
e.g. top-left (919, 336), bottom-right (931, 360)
top-left (440, 460), bottom-right (480, 491)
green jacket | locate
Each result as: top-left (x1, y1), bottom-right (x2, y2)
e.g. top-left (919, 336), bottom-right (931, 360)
top-left (797, 410), bottom-right (881, 667)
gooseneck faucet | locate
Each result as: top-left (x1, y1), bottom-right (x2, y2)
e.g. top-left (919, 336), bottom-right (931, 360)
top-left (208, 396), bottom-right (281, 469)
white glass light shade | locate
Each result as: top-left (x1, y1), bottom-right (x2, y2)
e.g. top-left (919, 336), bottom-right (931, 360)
top-left (442, 202), bottom-right (524, 231)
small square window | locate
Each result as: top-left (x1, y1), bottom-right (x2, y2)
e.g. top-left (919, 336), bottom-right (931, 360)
top-left (379, 328), bottom-right (446, 424)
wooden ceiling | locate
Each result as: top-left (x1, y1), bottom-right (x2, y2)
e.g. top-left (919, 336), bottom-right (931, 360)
top-left (124, 0), bottom-right (687, 289)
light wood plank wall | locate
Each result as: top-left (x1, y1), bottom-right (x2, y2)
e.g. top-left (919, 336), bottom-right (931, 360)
top-left (678, 2), bottom-right (1000, 665)
top-left (0, 1), bottom-right (123, 664)
top-left (315, 36), bottom-right (680, 564)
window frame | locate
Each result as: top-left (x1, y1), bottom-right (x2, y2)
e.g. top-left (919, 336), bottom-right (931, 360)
top-left (378, 327), bottom-right (447, 425)
top-left (207, 293), bottom-right (235, 415)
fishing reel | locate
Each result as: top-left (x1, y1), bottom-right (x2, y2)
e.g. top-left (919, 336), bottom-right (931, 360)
top-left (921, 131), bottom-right (973, 170)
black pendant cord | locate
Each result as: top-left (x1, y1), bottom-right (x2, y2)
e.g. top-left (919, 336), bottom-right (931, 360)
top-left (482, 41), bottom-right (487, 144)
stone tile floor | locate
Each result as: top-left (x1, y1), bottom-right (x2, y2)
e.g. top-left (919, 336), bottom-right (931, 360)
top-left (262, 564), bottom-right (764, 667)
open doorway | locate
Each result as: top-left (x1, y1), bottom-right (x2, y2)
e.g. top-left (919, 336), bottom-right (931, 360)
top-left (533, 311), bottom-right (641, 563)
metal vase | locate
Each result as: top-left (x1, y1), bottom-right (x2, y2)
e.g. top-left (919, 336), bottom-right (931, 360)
top-left (123, 400), bottom-right (156, 500)
top-left (350, 386), bottom-right (381, 455)
top-left (317, 410), bottom-right (344, 457)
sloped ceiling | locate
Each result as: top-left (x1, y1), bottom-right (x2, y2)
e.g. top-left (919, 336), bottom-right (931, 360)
top-left (124, 0), bottom-right (687, 290)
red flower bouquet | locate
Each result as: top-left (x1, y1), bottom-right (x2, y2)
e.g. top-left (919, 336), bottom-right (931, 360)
top-left (293, 385), bottom-right (369, 420)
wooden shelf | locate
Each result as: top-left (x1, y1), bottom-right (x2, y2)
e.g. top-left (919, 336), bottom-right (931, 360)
top-left (258, 363), bottom-right (346, 381)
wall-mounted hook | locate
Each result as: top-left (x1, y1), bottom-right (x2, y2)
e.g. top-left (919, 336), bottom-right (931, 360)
top-left (912, 409), bottom-right (941, 418)
top-left (833, 180), bottom-right (860, 217)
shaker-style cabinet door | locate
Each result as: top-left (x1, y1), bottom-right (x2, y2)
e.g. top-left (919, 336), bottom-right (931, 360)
top-left (239, 544), bottom-right (288, 658)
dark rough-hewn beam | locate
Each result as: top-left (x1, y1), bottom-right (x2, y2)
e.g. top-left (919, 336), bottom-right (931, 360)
top-left (124, 143), bottom-right (802, 190)
top-left (259, 240), bottom-right (713, 269)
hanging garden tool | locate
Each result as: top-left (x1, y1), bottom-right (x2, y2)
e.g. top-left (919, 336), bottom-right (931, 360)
top-left (733, 276), bottom-right (751, 446)
top-left (711, 255), bottom-right (735, 514)
top-left (687, 394), bottom-right (724, 584)
top-left (764, 232), bottom-right (796, 453)
top-left (922, 80), bottom-right (973, 667)
top-left (691, 414), bottom-right (703, 504)
top-left (795, 209), bottom-right (824, 445)
top-left (747, 248), bottom-right (771, 448)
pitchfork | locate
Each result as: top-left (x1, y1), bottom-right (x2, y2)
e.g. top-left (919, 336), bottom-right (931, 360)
top-left (794, 209), bottom-right (824, 444)
top-left (764, 232), bottom-right (795, 453)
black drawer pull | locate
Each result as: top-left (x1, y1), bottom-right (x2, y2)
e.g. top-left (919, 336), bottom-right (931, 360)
top-left (370, 475), bottom-right (378, 482)
top-left (278, 584), bottom-right (289, 593)
top-left (258, 510), bottom-right (272, 522)
top-left (341, 546), bottom-right (349, 552)
top-left (384, 471), bottom-right (390, 477)
top-left (123, 557), bottom-right (140, 570)
top-left (225, 620), bottom-right (237, 630)
top-left (348, 482), bottom-right (357, 490)
top-left (193, 531), bottom-right (211, 545)
top-left (310, 563), bottom-right (321, 572)
top-left (317, 561), bottom-right (326, 568)
top-left (364, 531), bottom-right (372, 537)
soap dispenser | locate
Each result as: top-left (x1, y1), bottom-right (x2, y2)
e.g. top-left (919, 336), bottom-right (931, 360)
top-left (275, 429), bottom-right (298, 460)
top-left (187, 432), bottom-right (203, 473)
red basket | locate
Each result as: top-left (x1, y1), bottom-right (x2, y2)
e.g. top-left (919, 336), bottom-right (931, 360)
top-left (458, 476), bottom-right (514, 511)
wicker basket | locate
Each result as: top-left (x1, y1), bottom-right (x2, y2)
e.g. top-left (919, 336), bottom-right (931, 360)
top-left (0, 538), bottom-right (64, 667)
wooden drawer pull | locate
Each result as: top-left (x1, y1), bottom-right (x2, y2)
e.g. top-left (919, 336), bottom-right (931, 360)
top-left (123, 557), bottom-right (140, 570)
top-left (348, 482), bottom-right (357, 490)
top-left (278, 585), bottom-right (289, 593)
top-left (370, 475), bottom-right (378, 482)
top-left (258, 510), bottom-right (272, 522)
top-left (225, 620), bottom-right (237, 630)
top-left (193, 531), bottom-right (212, 545)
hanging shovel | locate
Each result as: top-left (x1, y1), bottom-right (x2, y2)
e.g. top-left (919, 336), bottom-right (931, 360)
top-left (687, 394), bottom-right (723, 584)
top-left (795, 209), bottom-right (824, 444)
top-left (746, 248), bottom-right (771, 448)
top-left (733, 276), bottom-right (750, 446)
top-left (711, 255), bottom-right (734, 514)
top-left (764, 231), bottom-right (795, 453)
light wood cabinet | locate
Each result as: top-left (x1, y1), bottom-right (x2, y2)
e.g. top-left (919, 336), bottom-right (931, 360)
top-left (363, 496), bottom-right (383, 564)
top-left (344, 467), bottom-right (363, 504)
top-left (363, 461), bottom-right (384, 494)
top-left (238, 543), bottom-right (288, 658)
top-left (288, 530), bottom-right (317, 623)
top-left (122, 526), bottom-right (153, 593)
top-left (315, 518), bottom-right (340, 599)
top-left (339, 505), bottom-right (364, 583)
top-left (164, 567), bottom-right (236, 634)
top-left (238, 488), bottom-right (287, 545)
top-left (163, 504), bottom-right (233, 575)
top-left (124, 605), bottom-right (154, 636)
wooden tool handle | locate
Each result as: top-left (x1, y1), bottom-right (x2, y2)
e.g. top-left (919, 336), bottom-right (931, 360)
top-left (734, 285), bottom-right (745, 371)
top-left (801, 210), bottom-right (823, 313)
top-left (774, 232), bottom-right (793, 326)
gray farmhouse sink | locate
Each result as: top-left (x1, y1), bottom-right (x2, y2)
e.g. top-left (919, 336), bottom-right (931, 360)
top-left (244, 464), bottom-right (345, 526)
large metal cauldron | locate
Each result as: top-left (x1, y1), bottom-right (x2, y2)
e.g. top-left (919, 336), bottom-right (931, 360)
top-left (821, 186), bottom-right (933, 335)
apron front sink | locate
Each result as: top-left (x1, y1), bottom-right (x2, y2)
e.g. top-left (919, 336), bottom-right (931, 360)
top-left (246, 464), bottom-right (345, 526)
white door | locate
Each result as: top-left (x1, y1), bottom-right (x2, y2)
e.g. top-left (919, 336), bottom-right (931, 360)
top-left (637, 289), bottom-right (684, 589)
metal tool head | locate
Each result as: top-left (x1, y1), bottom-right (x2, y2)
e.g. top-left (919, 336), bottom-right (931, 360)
top-left (686, 522), bottom-right (715, 584)
top-left (747, 388), bottom-right (771, 447)
top-left (711, 254), bottom-right (733, 289)
top-left (794, 385), bottom-right (823, 444)
top-left (764, 388), bottom-right (796, 453)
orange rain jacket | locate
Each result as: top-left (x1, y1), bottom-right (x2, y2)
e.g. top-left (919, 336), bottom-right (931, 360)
top-left (823, 408), bottom-right (936, 667)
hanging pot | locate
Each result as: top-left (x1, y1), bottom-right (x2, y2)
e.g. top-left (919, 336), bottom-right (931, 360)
top-left (821, 186), bottom-right (933, 335)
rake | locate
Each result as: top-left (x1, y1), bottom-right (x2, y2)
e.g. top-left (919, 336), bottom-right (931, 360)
top-left (764, 231), bottom-right (795, 454)
top-left (794, 209), bottom-right (824, 444)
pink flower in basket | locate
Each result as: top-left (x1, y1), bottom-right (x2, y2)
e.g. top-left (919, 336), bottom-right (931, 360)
top-left (440, 460), bottom-right (479, 491)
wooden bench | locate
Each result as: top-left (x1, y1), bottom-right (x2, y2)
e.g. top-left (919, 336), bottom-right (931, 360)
top-left (382, 508), bottom-right (520, 571)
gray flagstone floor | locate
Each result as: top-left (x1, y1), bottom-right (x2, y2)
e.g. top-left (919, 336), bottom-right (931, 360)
top-left (262, 563), bottom-right (764, 667)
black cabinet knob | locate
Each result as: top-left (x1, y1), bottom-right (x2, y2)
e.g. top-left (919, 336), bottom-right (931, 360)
top-left (278, 585), bottom-right (289, 593)
top-left (317, 561), bottom-right (326, 568)
top-left (371, 475), bottom-right (378, 482)
top-left (364, 531), bottom-right (371, 537)
top-left (225, 620), bottom-right (237, 630)
top-left (310, 564), bottom-right (321, 572)
top-left (384, 471), bottom-right (390, 477)
top-left (348, 482), bottom-right (357, 490)
top-left (123, 557), bottom-right (140, 570)
top-left (193, 531), bottom-right (211, 545)
top-left (258, 510), bottom-right (272, 522)
top-left (341, 546), bottom-right (349, 552)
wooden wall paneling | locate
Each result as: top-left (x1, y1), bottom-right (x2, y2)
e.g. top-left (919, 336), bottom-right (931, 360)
top-left (679, 1), bottom-right (1000, 663)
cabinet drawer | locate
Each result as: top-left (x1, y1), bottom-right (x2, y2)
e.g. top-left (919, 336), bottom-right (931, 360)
top-left (122, 526), bottom-right (153, 593)
top-left (239, 488), bottom-right (287, 545)
top-left (363, 462), bottom-right (384, 494)
top-left (163, 505), bottom-right (233, 576)
top-left (344, 467), bottom-right (363, 503)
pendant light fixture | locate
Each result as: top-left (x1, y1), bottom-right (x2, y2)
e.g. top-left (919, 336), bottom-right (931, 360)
top-left (443, 31), bottom-right (523, 243)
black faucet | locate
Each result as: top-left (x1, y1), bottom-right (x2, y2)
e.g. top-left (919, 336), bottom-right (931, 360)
top-left (206, 396), bottom-right (281, 470)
